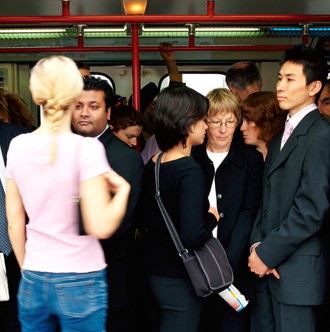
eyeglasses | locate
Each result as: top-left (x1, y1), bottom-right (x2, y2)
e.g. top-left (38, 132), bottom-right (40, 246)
top-left (206, 119), bottom-right (237, 129)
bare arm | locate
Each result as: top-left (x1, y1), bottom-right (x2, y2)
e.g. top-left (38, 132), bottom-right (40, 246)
top-left (160, 42), bottom-right (182, 83)
top-left (80, 169), bottom-right (131, 239)
top-left (6, 178), bottom-right (26, 268)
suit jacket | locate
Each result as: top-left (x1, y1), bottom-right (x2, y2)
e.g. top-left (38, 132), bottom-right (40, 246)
top-left (192, 140), bottom-right (264, 300)
top-left (98, 128), bottom-right (144, 307)
top-left (0, 122), bottom-right (31, 332)
top-left (251, 110), bottom-right (330, 305)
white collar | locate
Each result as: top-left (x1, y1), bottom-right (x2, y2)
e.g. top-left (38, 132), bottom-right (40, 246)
top-left (287, 103), bottom-right (316, 129)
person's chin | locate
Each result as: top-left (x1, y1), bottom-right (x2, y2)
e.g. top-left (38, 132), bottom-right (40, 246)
top-left (322, 114), bottom-right (330, 122)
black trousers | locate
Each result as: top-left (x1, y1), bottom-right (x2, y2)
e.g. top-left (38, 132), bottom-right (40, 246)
top-left (0, 252), bottom-right (21, 332)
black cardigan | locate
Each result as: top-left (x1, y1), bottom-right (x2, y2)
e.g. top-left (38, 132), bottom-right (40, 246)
top-left (192, 140), bottom-right (264, 298)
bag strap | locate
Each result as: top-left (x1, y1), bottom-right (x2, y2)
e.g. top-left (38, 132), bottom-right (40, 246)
top-left (154, 153), bottom-right (189, 259)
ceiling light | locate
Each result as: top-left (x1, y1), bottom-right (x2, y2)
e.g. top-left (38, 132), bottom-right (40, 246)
top-left (85, 25), bottom-right (127, 33)
top-left (141, 25), bottom-right (261, 33)
top-left (122, 0), bottom-right (147, 15)
top-left (0, 28), bottom-right (67, 33)
top-left (197, 27), bottom-right (260, 32)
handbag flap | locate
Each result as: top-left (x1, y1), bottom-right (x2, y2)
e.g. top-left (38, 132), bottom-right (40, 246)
top-left (193, 237), bottom-right (234, 290)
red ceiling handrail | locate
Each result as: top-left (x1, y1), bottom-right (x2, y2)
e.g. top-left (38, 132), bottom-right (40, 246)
top-left (0, 45), bottom-right (294, 54)
top-left (0, 15), bottom-right (329, 25)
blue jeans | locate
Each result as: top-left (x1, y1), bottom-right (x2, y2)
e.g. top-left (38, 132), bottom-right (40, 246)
top-left (18, 269), bottom-right (108, 332)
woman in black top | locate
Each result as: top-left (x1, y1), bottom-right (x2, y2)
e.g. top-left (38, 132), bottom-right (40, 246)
top-left (139, 85), bottom-right (219, 332)
top-left (192, 88), bottom-right (264, 332)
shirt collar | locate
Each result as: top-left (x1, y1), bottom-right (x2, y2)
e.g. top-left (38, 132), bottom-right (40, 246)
top-left (96, 124), bottom-right (109, 139)
top-left (287, 103), bottom-right (316, 129)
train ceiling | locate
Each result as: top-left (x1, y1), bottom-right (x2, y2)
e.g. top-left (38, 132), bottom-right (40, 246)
top-left (0, 0), bottom-right (329, 63)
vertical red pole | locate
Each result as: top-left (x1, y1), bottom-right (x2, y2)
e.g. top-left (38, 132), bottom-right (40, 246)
top-left (77, 25), bottom-right (85, 48)
top-left (188, 34), bottom-right (195, 47)
top-left (207, 0), bottom-right (215, 16)
top-left (131, 24), bottom-right (141, 112)
top-left (301, 24), bottom-right (310, 46)
top-left (186, 24), bottom-right (196, 47)
top-left (77, 35), bottom-right (84, 48)
top-left (62, 0), bottom-right (70, 17)
top-left (131, 23), bottom-right (141, 151)
top-left (302, 34), bottom-right (309, 46)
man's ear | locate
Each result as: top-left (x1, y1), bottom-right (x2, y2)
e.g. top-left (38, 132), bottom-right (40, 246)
top-left (229, 86), bottom-right (239, 99)
top-left (107, 107), bottom-right (111, 121)
top-left (309, 81), bottom-right (322, 97)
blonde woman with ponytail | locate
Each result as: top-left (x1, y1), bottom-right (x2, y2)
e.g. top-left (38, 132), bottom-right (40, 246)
top-left (5, 55), bottom-right (130, 332)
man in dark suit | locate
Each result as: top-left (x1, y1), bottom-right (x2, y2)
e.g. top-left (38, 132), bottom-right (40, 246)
top-left (71, 77), bottom-right (144, 332)
top-left (0, 122), bottom-right (31, 332)
top-left (248, 45), bottom-right (330, 332)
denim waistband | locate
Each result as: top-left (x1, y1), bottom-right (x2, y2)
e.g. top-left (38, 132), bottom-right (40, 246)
top-left (21, 269), bottom-right (106, 282)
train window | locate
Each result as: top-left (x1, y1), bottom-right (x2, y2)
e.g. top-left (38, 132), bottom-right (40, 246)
top-left (159, 72), bottom-right (228, 96)
top-left (90, 72), bottom-right (116, 95)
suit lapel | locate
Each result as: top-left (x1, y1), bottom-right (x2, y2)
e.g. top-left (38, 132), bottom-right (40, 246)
top-left (267, 110), bottom-right (320, 177)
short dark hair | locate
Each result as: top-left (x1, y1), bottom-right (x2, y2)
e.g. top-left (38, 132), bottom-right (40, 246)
top-left (75, 61), bottom-right (90, 71)
top-left (154, 85), bottom-right (209, 152)
top-left (82, 76), bottom-right (114, 111)
top-left (226, 61), bottom-right (262, 90)
top-left (109, 105), bottom-right (144, 132)
top-left (279, 45), bottom-right (328, 101)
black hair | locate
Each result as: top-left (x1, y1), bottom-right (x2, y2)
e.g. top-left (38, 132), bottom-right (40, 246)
top-left (279, 45), bottom-right (328, 101)
top-left (75, 61), bottom-right (90, 71)
top-left (154, 85), bottom-right (209, 152)
top-left (110, 105), bottom-right (144, 131)
top-left (82, 76), bottom-right (114, 111)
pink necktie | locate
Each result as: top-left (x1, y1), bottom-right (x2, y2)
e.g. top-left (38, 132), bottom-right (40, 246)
top-left (280, 120), bottom-right (294, 150)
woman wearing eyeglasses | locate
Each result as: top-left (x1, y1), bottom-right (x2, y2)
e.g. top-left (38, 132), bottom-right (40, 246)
top-left (191, 88), bottom-right (264, 332)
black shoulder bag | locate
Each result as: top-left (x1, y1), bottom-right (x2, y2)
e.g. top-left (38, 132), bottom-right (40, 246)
top-left (154, 152), bottom-right (234, 298)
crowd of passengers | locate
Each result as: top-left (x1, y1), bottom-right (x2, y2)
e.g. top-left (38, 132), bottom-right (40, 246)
top-left (0, 44), bottom-right (329, 332)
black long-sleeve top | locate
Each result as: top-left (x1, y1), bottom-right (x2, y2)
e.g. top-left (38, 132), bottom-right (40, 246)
top-left (140, 156), bottom-right (217, 279)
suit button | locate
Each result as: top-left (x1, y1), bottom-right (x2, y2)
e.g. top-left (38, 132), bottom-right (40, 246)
top-left (217, 194), bottom-right (222, 199)
top-left (262, 211), bottom-right (267, 217)
top-left (219, 212), bottom-right (224, 218)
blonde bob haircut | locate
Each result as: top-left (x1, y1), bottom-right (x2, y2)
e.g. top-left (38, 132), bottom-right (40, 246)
top-left (206, 88), bottom-right (241, 124)
top-left (29, 55), bottom-right (83, 129)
